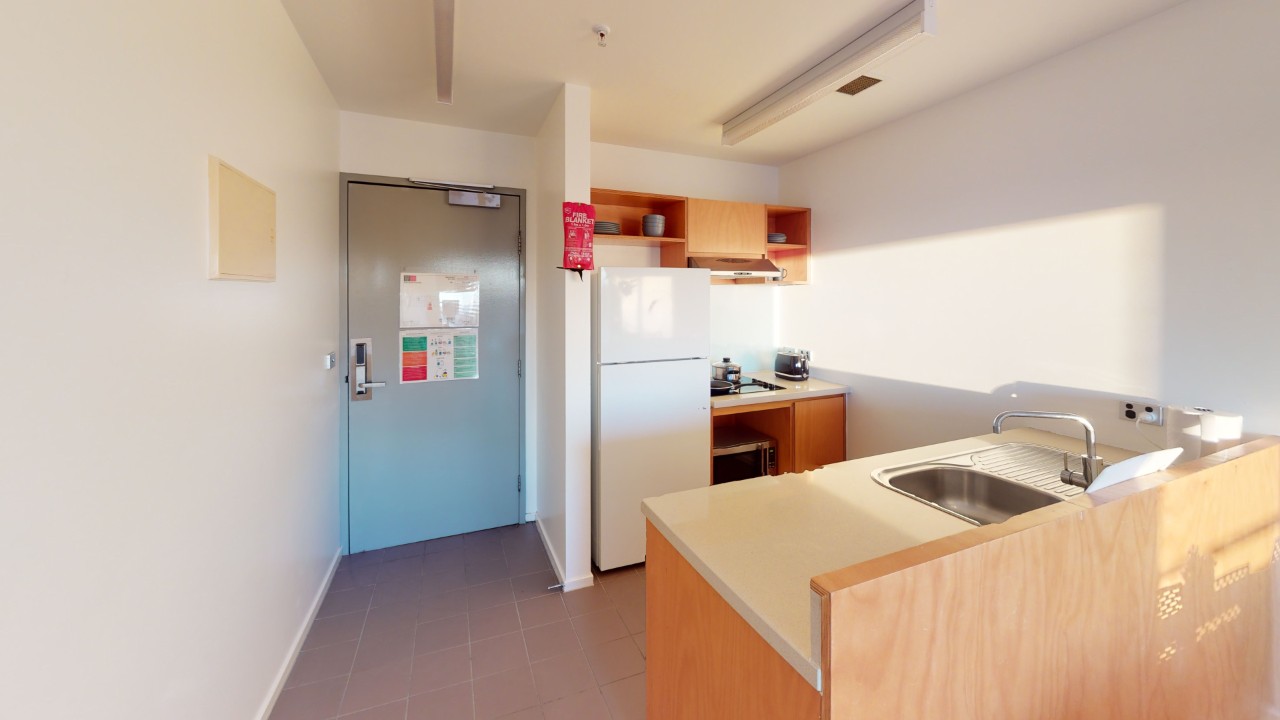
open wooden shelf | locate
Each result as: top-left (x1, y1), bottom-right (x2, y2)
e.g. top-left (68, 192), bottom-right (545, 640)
top-left (591, 188), bottom-right (687, 241)
top-left (765, 205), bottom-right (811, 285)
top-left (593, 233), bottom-right (685, 247)
top-left (591, 189), bottom-right (813, 286)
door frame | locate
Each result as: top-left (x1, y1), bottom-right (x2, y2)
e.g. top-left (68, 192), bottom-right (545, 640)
top-left (338, 173), bottom-right (527, 554)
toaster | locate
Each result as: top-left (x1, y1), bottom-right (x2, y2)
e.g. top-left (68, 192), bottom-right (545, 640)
top-left (774, 348), bottom-right (810, 381)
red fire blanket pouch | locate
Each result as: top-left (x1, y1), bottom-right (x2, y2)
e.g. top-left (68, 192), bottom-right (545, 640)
top-left (562, 202), bottom-right (595, 271)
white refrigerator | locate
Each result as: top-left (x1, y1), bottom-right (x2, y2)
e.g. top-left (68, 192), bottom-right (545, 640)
top-left (593, 267), bottom-right (711, 571)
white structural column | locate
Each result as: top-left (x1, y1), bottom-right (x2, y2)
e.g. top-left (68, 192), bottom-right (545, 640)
top-left (534, 84), bottom-right (595, 591)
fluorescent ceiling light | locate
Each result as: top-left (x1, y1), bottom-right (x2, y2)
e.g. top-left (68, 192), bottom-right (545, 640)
top-left (721, 0), bottom-right (937, 146)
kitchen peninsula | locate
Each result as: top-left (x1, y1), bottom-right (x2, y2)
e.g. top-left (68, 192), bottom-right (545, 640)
top-left (642, 429), bottom-right (1280, 719)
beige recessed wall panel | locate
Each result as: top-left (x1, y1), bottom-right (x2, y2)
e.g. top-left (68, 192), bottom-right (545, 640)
top-left (208, 156), bottom-right (276, 281)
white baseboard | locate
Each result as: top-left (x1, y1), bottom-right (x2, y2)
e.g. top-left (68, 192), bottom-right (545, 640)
top-left (535, 516), bottom-right (594, 592)
top-left (255, 547), bottom-right (343, 720)
top-left (561, 573), bottom-right (595, 591)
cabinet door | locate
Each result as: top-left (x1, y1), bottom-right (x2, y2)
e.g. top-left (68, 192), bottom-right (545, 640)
top-left (793, 396), bottom-right (846, 472)
top-left (686, 199), bottom-right (767, 255)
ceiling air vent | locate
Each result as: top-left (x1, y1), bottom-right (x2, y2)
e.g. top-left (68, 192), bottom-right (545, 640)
top-left (836, 76), bottom-right (882, 97)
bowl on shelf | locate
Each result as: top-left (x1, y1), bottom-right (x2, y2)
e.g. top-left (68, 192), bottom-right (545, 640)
top-left (642, 214), bottom-right (666, 237)
top-left (767, 232), bottom-right (787, 244)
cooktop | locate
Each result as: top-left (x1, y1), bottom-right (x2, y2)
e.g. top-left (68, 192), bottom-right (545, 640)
top-left (724, 377), bottom-right (786, 395)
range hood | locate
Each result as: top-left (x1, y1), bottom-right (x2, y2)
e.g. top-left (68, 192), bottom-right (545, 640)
top-left (687, 256), bottom-right (783, 280)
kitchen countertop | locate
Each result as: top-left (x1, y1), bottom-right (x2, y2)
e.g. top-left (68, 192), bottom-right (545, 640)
top-left (711, 375), bottom-right (848, 410)
top-left (640, 427), bottom-right (1137, 691)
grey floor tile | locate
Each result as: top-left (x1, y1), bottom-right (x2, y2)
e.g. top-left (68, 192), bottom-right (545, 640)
top-left (423, 550), bottom-right (466, 575)
top-left (505, 551), bottom-right (552, 577)
top-left (510, 571), bottom-right (558, 603)
top-left (302, 611), bottom-right (367, 652)
top-left (614, 597), bottom-right (645, 636)
top-left (529, 651), bottom-right (595, 704)
top-left (421, 566), bottom-right (468, 597)
top-left (523, 620), bottom-right (580, 663)
top-left (600, 673), bottom-right (645, 720)
top-left (363, 600), bottom-right (419, 637)
top-left (473, 666), bottom-right (539, 720)
top-left (417, 588), bottom-right (468, 624)
top-left (631, 632), bottom-right (646, 658)
top-left (338, 698), bottom-right (407, 720)
top-left (581, 637), bottom-right (644, 686)
top-left (370, 578), bottom-right (422, 608)
top-left (464, 541), bottom-right (506, 563)
top-left (352, 627), bottom-right (415, 674)
top-left (339, 658), bottom-right (412, 716)
top-left (422, 534), bottom-right (465, 555)
top-left (569, 609), bottom-right (628, 647)
top-left (319, 586), bottom-right (375, 619)
top-left (465, 557), bottom-right (511, 586)
top-left (270, 676), bottom-right (346, 720)
top-left (560, 586), bottom-right (611, 618)
top-left (341, 552), bottom-right (383, 571)
top-left (470, 631), bottom-right (529, 679)
top-left (467, 579), bottom-right (515, 611)
top-left (496, 708), bottom-right (544, 720)
top-left (286, 526), bottom-right (570, 720)
top-left (377, 556), bottom-right (425, 584)
top-left (540, 688), bottom-right (610, 720)
top-left (516, 593), bottom-right (567, 629)
top-left (469, 603), bottom-right (520, 641)
top-left (415, 614), bottom-right (470, 655)
top-left (409, 644), bottom-right (471, 696)
top-left (287, 640), bottom-right (357, 688)
top-left (381, 541), bottom-right (427, 561)
top-left (603, 576), bottom-right (646, 609)
top-left (407, 680), bottom-right (473, 720)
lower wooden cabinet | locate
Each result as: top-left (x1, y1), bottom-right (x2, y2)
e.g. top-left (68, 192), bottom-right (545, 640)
top-left (711, 394), bottom-right (847, 481)
top-left (794, 395), bottom-right (846, 472)
top-left (647, 522), bottom-right (821, 719)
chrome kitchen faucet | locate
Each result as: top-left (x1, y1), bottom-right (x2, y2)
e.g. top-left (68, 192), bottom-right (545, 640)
top-left (992, 411), bottom-right (1106, 488)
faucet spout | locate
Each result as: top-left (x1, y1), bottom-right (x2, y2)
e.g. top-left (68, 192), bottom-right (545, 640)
top-left (992, 411), bottom-right (1104, 488)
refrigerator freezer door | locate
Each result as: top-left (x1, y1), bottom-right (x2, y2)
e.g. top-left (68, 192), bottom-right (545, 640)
top-left (596, 267), bottom-right (710, 364)
top-left (593, 358), bottom-right (710, 570)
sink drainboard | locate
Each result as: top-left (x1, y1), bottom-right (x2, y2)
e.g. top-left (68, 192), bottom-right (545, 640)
top-left (969, 443), bottom-right (1086, 498)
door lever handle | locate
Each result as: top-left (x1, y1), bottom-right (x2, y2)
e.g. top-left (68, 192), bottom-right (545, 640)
top-left (350, 338), bottom-right (386, 401)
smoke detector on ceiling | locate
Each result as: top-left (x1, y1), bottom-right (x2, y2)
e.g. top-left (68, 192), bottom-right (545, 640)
top-left (593, 24), bottom-right (611, 47)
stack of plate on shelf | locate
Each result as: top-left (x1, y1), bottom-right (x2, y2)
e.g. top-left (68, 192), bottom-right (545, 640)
top-left (594, 221), bottom-right (621, 235)
top-left (642, 214), bottom-right (666, 237)
top-left (767, 232), bottom-right (788, 244)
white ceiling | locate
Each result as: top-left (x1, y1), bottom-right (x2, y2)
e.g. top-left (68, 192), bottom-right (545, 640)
top-left (282, 0), bottom-right (1186, 166)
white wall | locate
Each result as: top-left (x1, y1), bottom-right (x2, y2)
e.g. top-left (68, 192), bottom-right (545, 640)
top-left (338, 112), bottom-right (542, 519)
top-left (0, 2), bottom-right (339, 719)
top-left (778, 0), bottom-right (1280, 459)
top-left (591, 143), bottom-right (782, 371)
top-left (341, 111), bottom-right (537, 189)
top-left (535, 85), bottom-right (595, 590)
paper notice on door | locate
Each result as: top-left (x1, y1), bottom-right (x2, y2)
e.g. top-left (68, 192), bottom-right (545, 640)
top-left (399, 272), bottom-right (479, 329)
top-left (400, 328), bottom-right (479, 383)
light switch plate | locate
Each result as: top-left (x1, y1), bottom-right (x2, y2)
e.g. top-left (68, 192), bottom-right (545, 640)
top-left (325, 352), bottom-right (337, 370)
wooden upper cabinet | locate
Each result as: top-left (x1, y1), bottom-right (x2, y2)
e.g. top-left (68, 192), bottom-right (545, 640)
top-left (686, 199), bottom-right (767, 256)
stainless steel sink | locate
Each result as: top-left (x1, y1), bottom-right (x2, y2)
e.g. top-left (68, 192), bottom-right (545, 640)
top-left (873, 443), bottom-right (1081, 526)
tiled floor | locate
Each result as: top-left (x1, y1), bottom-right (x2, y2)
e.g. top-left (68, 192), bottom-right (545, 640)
top-left (270, 523), bottom-right (647, 720)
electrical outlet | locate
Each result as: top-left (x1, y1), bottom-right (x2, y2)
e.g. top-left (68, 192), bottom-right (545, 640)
top-left (1120, 400), bottom-right (1163, 426)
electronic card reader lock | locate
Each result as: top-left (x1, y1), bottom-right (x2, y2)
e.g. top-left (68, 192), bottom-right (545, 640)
top-left (350, 338), bottom-right (387, 401)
